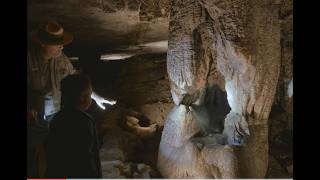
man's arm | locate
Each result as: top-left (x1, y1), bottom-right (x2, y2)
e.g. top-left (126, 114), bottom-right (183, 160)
top-left (64, 53), bottom-right (117, 110)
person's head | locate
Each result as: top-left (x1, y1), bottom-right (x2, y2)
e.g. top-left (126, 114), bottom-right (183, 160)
top-left (60, 74), bottom-right (92, 111)
top-left (31, 21), bottom-right (73, 59)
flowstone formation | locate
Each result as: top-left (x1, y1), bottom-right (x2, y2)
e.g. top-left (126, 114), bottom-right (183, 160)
top-left (158, 0), bottom-right (281, 178)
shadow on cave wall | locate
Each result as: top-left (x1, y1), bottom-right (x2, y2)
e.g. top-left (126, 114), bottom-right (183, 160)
top-left (192, 85), bottom-right (231, 136)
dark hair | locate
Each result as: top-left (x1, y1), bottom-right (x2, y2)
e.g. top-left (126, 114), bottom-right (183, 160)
top-left (60, 74), bottom-right (92, 108)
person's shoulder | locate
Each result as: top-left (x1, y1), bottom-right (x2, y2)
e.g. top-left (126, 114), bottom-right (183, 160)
top-left (56, 52), bottom-right (75, 67)
top-left (54, 52), bottom-right (76, 75)
top-left (70, 110), bottom-right (95, 130)
top-left (50, 109), bottom-right (91, 126)
top-left (61, 109), bottom-right (94, 123)
top-left (56, 52), bottom-right (70, 61)
top-left (49, 111), bottom-right (64, 124)
top-left (79, 110), bottom-right (95, 122)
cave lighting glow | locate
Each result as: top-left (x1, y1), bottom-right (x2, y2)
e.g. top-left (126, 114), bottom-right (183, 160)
top-left (225, 80), bottom-right (236, 111)
top-left (100, 53), bottom-right (135, 60)
top-left (100, 40), bottom-right (168, 61)
top-left (139, 40), bottom-right (168, 52)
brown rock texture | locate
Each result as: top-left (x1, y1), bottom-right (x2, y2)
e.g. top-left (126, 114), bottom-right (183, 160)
top-left (158, 0), bottom-right (281, 178)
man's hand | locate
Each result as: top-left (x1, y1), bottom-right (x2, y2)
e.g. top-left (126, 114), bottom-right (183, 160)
top-left (91, 92), bottom-right (117, 110)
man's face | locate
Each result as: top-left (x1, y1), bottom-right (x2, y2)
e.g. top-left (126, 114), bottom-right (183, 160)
top-left (41, 44), bottom-right (64, 58)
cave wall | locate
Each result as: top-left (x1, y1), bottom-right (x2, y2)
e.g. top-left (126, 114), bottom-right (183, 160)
top-left (79, 53), bottom-right (174, 126)
top-left (267, 0), bottom-right (292, 176)
top-left (73, 53), bottom-right (172, 178)
top-left (274, 0), bottom-right (293, 116)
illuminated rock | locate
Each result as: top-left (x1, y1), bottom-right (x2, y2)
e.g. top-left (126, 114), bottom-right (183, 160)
top-left (158, 0), bottom-right (281, 178)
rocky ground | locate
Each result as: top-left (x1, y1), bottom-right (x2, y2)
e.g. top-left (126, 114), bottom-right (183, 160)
top-left (86, 102), bottom-right (163, 178)
top-left (92, 103), bottom-right (293, 178)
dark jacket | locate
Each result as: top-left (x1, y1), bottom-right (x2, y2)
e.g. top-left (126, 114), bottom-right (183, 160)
top-left (27, 120), bottom-right (48, 178)
top-left (46, 108), bottom-right (102, 178)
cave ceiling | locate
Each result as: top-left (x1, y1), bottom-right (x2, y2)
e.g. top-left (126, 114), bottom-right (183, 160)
top-left (27, 0), bottom-right (292, 60)
top-left (27, 0), bottom-right (170, 59)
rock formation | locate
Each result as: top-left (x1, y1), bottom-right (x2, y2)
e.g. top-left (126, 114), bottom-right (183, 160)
top-left (158, 0), bottom-right (281, 178)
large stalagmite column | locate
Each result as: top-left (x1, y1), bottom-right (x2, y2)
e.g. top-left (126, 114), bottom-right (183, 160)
top-left (158, 0), bottom-right (280, 178)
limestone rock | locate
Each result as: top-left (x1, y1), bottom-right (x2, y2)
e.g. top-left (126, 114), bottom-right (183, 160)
top-left (160, 0), bottom-right (281, 178)
top-left (133, 171), bottom-right (151, 178)
top-left (114, 54), bottom-right (171, 108)
top-left (158, 140), bottom-right (208, 178)
top-left (119, 162), bottom-right (132, 177)
top-left (140, 102), bottom-right (174, 127)
top-left (160, 106), bottom-right (199, 147)
top-left (266, 155), bottom-right (290, 178)
top-left (101, 160), bottom-right (125, 178)
top-left (137, 163), bottom-right (150, 173)
top-left (28, 0), bottom-right (169, 53)
top-left (100, 147), bottom-right (125, 162)
top-left (201, 145), bottom-right (239, 178)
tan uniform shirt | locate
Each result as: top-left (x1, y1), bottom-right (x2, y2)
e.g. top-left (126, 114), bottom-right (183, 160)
top-left (27, 45), bottom-right (76, 117)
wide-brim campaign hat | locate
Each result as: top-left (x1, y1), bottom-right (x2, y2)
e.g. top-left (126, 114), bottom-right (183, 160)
top-left (31, 21), bottom-right (73, 45)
